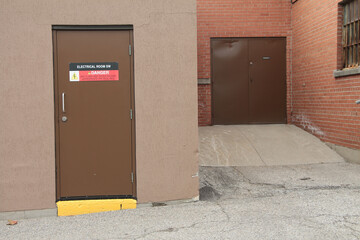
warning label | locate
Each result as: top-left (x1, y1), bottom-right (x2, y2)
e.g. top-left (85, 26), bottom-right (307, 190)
top-left (69, 62), bottom-right (119, 82)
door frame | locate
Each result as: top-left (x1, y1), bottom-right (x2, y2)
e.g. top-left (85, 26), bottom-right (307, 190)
top-left (210, 37), bottom-right (287, 125)
top-left (52, 25), bottom-right (136, 201)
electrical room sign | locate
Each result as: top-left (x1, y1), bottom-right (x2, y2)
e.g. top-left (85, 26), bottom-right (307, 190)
top-left (69, 62), bottom-right (119, 82)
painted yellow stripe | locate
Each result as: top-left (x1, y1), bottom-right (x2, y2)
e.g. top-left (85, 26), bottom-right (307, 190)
top-left (56, 199), bottom-right (136, 216)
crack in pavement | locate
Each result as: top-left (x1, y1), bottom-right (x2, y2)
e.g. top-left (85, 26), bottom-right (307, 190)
top-left (216, 202), bottom-right (230, 222)
top-left (227, 167), bottom-right (360, 195)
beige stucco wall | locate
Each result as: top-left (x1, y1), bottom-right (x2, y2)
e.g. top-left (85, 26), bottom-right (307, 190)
top-left (0, 0), bottom-right (198, 212)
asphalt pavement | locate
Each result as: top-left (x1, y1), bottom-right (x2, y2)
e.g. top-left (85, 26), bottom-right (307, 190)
top-left (2, 162), bottom-right (360, 240)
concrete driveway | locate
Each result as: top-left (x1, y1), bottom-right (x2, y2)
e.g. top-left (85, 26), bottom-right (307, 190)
top-left (2, 162), bottom-right (360, 239)
top-left (199, 124), bottom-right (344, 166)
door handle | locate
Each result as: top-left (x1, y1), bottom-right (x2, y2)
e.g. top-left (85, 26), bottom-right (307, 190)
top-left (62, 92), bottom-right (66, 113)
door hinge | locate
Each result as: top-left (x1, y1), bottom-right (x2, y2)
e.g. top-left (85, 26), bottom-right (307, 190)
top-left (131, 172), bottom-right (134, 183)
top-left (130, 109), bottom-right (133, 120)
top-left (129, 45), bottom-right (132, 56)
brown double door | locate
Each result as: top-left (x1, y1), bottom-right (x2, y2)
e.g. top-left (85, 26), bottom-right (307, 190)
top-left (211, 38), bottom-right (286, 125)
top-left (53, 29), bottom-right (135, 200)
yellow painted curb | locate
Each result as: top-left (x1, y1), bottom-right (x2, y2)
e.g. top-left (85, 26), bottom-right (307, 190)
top-left (56, 199), bottom-right (137, 216)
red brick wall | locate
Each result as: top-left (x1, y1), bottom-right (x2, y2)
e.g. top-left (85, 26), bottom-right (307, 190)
top-left (197, 0), bottom-right (292, 126)
top-left (291, 0), bottom-right (360, 150)
top-left (198, 84), bottom-right (211, 125)
top-left (197, 0), bottom-right (360, 150)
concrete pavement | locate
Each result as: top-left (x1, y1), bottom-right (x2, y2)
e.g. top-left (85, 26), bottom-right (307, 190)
top-left (199, 124), bottom-right (344, 166)
top-left (2, 162), bottom-right (360, 240)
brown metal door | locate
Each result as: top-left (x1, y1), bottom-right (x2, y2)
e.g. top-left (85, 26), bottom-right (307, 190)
top-left (212, 38), bottom-right (249, 124)
top-left (249, 38), bottom-right (286, 123)
top-left (53, 30), bottom-right (135, 199)
top-left (211, 38), bottom-right (286, 124)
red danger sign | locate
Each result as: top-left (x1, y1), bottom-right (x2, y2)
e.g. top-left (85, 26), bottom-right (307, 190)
top-left (77, 70), bottom-right (118, 81)
top-left (69, 62), bottom-right (119, 82)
